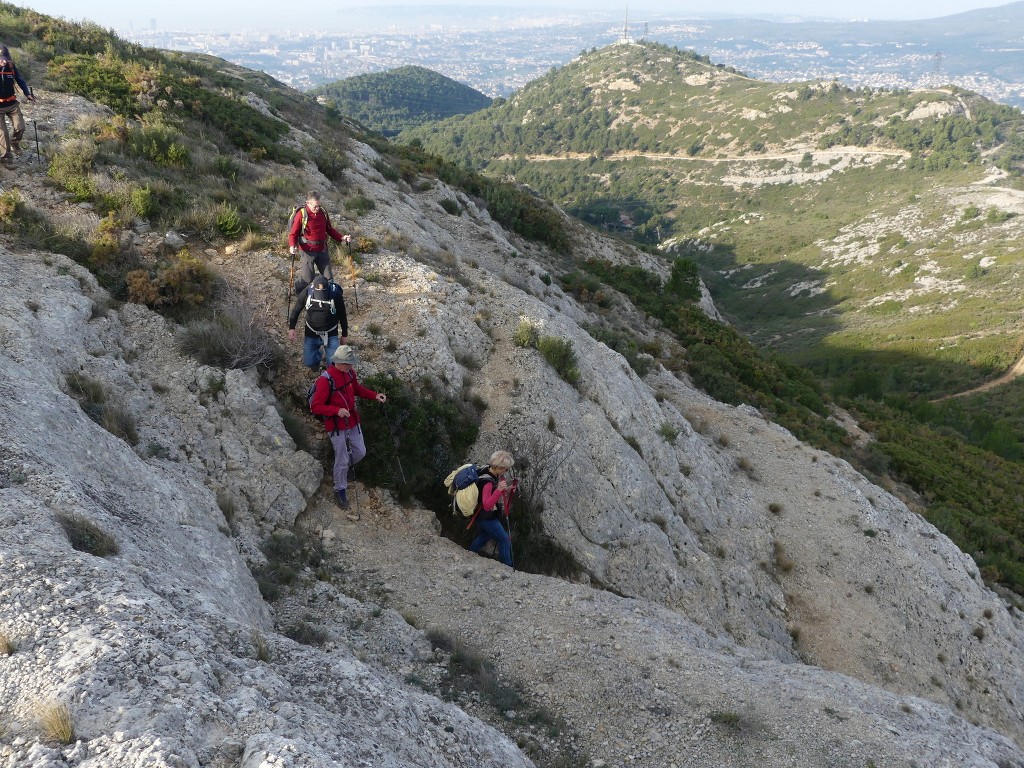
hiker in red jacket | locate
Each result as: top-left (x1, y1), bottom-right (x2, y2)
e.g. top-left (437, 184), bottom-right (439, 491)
top-left (309, 345), bottom-right (385, 509)
top-left (0, 45), bottom-right (35, 165)
top-left (288, 191), bottom-right (350, 288)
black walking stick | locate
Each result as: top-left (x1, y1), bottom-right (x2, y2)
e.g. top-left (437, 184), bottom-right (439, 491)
top-left (347, 237), bottom-right (359, 314)
top-left (345, 433), bottom-right (360, 518)
top-left (286, 249), bottom-right (296, 323)
top-left (380, 399), bottom-right (407, 488)
top-left (32, 119), bottom-right (39, 165)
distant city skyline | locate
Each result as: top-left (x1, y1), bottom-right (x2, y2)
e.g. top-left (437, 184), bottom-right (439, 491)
top-left (15, 0), bottom-right (1017, 33)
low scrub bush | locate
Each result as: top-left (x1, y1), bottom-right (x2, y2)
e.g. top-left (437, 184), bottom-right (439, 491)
top-left (250, 530), bottom-right (323, 601)
top-left (177, 292), bottom-right (281, 370)
top-left (356, 373), bottom-right (479, 503)
top-left (0, 631), bottom-right (16, 655)
top-left (345, 194), bottom-right (376, 215)
top-left (284, 621), bottom-right (329, 647)
top-left (126, 250), bottom-right (217, 317)
top-left (514, 320), bottom-right (579, 385)
top-left (47, 135), bottom-right (97, 201)
top-left (537, 335), bottom-right (580, 386)
top-left (127, 120), bottom-right (190, 167)
top-left (439, 197), bottom-right (461, 215)
top-left (55, 512), bottom-right (119, 557)
top-left (64, 371), bottom-right (138, 445)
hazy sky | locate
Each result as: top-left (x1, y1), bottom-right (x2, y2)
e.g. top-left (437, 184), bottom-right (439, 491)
top-left (17, 0), bottom-right (1014, 32)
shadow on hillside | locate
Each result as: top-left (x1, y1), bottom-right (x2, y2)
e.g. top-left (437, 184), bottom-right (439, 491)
top-left (681, 240), bottom-right (1021, 404)
top-left (676, 240), bottom-right (844, 348)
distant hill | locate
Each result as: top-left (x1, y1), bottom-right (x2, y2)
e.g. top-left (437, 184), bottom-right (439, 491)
top-left (311, 65), bottom-right (491, 135)
top-left (402, 40), bottom-right (1024, 455)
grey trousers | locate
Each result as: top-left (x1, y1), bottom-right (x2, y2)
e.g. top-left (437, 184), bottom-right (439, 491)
top-left (297, 248), bottom-right (333, 286)
top-left (0, 101), bottom-right (24, 159)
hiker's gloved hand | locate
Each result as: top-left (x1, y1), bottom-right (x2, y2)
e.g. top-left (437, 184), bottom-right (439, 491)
top-left (289, 246), bottom-right (297, 255)
top-left (376, 393), bottom-right (387, 404)
top-left (288, 329), bottom-right (296, 342)
top-left (25, 92), bottom-right (34, 102)
top-left (342, 234), bottom-right (352, 243)
top-left (337, 407), bottom-right (350, 419)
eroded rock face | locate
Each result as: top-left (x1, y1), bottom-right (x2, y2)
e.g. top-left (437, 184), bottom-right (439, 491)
top-left (335, 139), bottom-right (1024, 748)
top-left (0, 247), bottom-right (530, 768)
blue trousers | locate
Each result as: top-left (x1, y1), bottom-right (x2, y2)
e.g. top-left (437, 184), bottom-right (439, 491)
top-left (303, 333), bottom-right (340, 368)
top-left (470, 518), bottom-right (513, 567)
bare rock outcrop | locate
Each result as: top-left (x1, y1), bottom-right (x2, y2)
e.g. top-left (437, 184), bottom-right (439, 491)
top-left (0, 245), bottom-right (530, 767)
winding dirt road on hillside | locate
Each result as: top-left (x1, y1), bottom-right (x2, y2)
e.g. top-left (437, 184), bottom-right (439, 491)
top-left (931, 351), bottom-right (1024, 402)
top-left (503, 147), bottom-right (911, 163)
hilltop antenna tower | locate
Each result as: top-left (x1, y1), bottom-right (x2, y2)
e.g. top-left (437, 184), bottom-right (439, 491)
top-left (618, 5), bottom-right (634, 45)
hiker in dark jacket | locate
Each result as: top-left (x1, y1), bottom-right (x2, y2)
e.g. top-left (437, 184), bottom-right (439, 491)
top-left (468, 450), bottom-right (515, 567)
top-left (0, 45), bottom-right (34, 165)
top-left (288, 274), bottom-right (348, 368)
top-left (309, 345), bottom-right (386, 510)
top-left (288, 191), bottom-right (350, 286)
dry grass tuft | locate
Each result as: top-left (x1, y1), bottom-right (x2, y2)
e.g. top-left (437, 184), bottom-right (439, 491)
top-left (773, 541), bottom-right (795, 573)
top-left (37, 702), bottom-right (75, 744)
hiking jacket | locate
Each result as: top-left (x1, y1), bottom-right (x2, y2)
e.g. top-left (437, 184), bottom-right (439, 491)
top-left (0, 61), bottom-right (29, 104)
top-left (288, 282), bottom-right (348, 337)
top-left (310, 365), bottom-right (378, 433)
top-left (288, 206), bottom-right (345, 252)
top-left (475, 471), bottom-right (507, 522)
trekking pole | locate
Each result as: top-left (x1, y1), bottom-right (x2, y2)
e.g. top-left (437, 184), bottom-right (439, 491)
top-left (346, 433), bottom-right (360, 518)
top-left (286, 249), bottom-right (296, 323)
top-left (348, 237), bottom-right (359, 314)
top-left (32, 119), bottom-right (40, 165)
top-left (380, 399), bottom-right (407, 488)
top-left (505, 479), bottom-right (517, 570)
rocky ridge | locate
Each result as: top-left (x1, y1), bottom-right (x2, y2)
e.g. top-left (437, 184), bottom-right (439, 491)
top-left (0, 87), bottom-right (1023, 767)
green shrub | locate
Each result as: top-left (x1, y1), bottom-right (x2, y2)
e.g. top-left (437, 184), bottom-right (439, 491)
top-left (214, 202), bottom-right (244, 239)
top-left (128, 121), bottom-right (190, 167)
top-left (55, 512), bottom-right (119, 557)
top-left (316, 145), bottom-right (348, 182)
top-left (250, 530), bottom-right (323, 601)
top-left (374, 159), bottom-right (401, 182)
top-left (345, 194), bottom-right (376, 215)
top-left (356, 373), bottom-right (479, 503)
top-left (212, 155), bottom-right (239, 181)
top-left (439, 197), bottom-right (461, 215)
top-left (537, 335), bottom-right (580, 385)
top-left (659, 422), bottom-right (680, 443)
top-left (47, 136), bottom-right (97, 201)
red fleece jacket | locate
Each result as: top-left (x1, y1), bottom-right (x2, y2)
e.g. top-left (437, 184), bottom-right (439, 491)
top-left (288, 206), bottom-right (346, 251)
top-left (309, 366), bottom-right (379, 433)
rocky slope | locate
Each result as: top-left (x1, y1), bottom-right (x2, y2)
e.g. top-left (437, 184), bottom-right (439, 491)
top-left (1, 84), bottom-right (1024, 767)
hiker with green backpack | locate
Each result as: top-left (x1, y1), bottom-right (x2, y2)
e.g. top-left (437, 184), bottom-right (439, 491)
top-left (288, 191), bottom-right (351, 288)
top-left (445, 451), bottom-right (516, 568)
top-left (308, 345), bottom-right (386, 510)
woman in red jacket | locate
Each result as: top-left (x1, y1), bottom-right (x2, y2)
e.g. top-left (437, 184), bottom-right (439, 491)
top-left (309, 346), bottom-right (385, 509)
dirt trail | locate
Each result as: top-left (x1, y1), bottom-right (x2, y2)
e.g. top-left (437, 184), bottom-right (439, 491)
top-left (931, 351), bottom-right (1024, 402)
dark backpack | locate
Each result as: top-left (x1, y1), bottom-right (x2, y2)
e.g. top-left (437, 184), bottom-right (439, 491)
top-left (306, 278), bottom-right (340, 314)
top-left (306, 370), bottom-right (335, 420)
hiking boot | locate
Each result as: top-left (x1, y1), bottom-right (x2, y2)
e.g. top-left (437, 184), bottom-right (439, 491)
top-left (335, 488), bottom-right (349, 510)
top-left (0, 154), bottom-right (13, 166)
